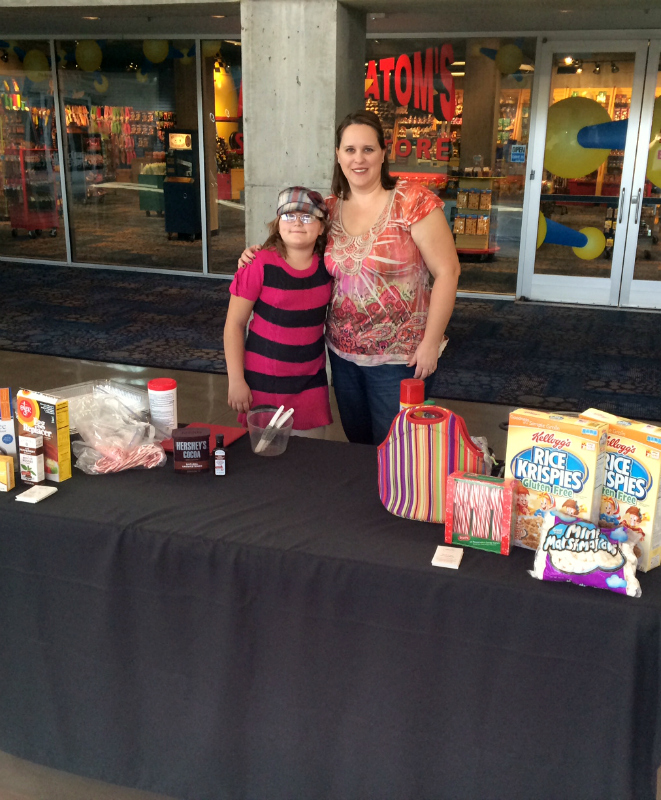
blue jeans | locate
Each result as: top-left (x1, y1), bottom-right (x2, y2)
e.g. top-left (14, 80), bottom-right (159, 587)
top-left (329, 350), bottom-right (431, 445)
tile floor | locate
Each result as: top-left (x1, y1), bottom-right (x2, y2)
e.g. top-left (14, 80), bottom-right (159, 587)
top-left (0, 348), bottom-right (657, 800)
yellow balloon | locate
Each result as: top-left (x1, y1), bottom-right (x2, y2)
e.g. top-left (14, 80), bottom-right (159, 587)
top-left (136, 68), bottom-right (149, 84)
top-left (544, 97), bottom-right (611, 179)
top-left (572, 227), bottom-right (606, 260)
top-left (143, 40), bottom-right (169, 64)
top-left (178, 41), bottom-right (194, 65)
top-left (23, 49), bottom-right (49, 83)
top-left (76, 40), bottom-right (103, 72)
top-left (93, 74), bottom-right (109, 93)
top-left (495, 44), bottom-right (522, 75)
top-left (202, 40), bottom-right (222, 59)
top-left (537, 212), bottom-right (547, 249)
top-left (646, 96), bottom-right (661, 188)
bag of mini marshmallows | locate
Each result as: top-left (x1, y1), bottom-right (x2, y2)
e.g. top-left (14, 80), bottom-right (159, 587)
top-left (530, 513), bottom-right (641, 598)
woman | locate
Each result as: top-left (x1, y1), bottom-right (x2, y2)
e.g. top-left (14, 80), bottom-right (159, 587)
top-left (240, 109), bottom-right (460, 445)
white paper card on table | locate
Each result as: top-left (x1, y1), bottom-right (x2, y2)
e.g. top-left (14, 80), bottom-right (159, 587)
top-left (16, 485), bottom-right (58, 504)
top-left (431, 545), bottom-right (463, 569)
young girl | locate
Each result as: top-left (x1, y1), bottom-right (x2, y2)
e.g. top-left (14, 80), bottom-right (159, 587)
top-left (224, 186), bottom-right (333, 435)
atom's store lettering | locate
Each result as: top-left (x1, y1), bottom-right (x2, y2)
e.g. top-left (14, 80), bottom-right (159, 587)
top-left (511, 446), bottom-right (588, 491)
top-left (543, 522), bottom-right (618, 556)
top-left (604, 453), bottom-right (651, 501)
top-left (364, 45), bottom-right (456, 121)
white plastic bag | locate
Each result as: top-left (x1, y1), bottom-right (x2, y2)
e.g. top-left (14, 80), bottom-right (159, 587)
top-left (72, 394), bottom-right (166, 474)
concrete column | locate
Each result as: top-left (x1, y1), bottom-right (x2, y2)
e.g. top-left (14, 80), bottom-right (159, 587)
top-left (460, 39), bottom-right (501, 171)
top-left (241, 0), bottom-right (365, 246)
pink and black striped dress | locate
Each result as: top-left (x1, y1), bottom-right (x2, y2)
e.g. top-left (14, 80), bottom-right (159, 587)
top-left (229, 249), bottom-right (333, 431)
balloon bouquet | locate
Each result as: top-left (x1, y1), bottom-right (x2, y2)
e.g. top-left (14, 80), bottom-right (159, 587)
top-left (538, 94), bottom-right (661, 259)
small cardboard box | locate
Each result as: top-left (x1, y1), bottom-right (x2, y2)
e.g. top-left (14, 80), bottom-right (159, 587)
top-left (580, 408), bottom-right (661, 572)
top-left (16, 389), bottom-right (71, 483)
top-left (505, 408), bottom-right (608, 550)
top-left (0, 454), bottom-right (15, 491)
top-left (0, 388), bottom-right (18, 469)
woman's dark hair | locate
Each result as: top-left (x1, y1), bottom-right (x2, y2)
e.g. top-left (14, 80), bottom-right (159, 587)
top-left (262, 215), bottom-right (331, 259)
top-left (331, 109), bottom-right (398, 199)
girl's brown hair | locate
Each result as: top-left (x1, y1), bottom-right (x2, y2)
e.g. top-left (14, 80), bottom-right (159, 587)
top-left (262, 215), bottom-right (331, 259)
top-left (331, 109), bottom-right (398, 199)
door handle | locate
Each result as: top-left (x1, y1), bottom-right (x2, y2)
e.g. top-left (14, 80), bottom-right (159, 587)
top-left (618, 187), bottom-right (626, 224)
top-left (634, 188), bottom-right (642, 224)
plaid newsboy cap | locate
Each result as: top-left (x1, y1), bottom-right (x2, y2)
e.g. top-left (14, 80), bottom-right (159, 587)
top-left (276, 186), bottom-right (329, 220)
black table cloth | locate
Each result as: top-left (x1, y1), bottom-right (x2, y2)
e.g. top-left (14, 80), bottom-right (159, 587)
top-left (1, 435), bottom-right (661, 800)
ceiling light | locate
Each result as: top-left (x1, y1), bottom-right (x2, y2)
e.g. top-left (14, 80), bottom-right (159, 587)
top-left (564, 56), bottom-right (573, 65)
top-left (611, 62), bottom-right (619, 73)
top-left (82, 16), bottom-right (99, 19)
top-left (450, 61), bottom-right (466, 66)
top-left (211, 15), bottom-right (225, 18)
top-left (593, 63), bottom-right (601, 74)
top-left (450, 72), bottom-right (465, 77)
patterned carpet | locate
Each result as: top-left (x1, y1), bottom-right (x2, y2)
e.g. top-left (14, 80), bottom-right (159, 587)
top-left (0, 260), bottom-right (230, 373)
top-left (1, 261), bottom-right (660, 420)
top-left (431, 298), bottom-right (661, 421)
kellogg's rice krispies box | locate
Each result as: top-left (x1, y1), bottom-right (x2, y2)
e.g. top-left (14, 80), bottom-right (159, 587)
top-left (505, 409), bottom-right (608, 550)
top-left (580, 408), bottom-right (661, 572)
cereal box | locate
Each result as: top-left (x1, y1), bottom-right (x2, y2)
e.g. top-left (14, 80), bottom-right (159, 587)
top-left (505, 409), bottom-right (608, 550)
top-left (16, 389), bottom-right (71, 483)
top-left (580, 408), bottom-right (661, 572)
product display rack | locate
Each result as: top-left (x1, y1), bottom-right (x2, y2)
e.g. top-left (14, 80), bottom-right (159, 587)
top-left (5, 146), bottom-right (59, 238)
top-left (452, 176), bottom-right (501, 258)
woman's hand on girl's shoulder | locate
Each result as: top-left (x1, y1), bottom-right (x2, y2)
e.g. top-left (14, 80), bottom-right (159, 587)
top-left (237, 245), bottom-right (262, 269)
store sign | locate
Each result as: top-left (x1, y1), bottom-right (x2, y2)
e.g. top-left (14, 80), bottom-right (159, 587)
top-left (365, 45), bottom-right (456, 122)
top-left (510, 144), bottom-right (526, 163)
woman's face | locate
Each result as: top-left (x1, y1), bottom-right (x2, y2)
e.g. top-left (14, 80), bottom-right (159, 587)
top-left (336, 124), bottom-right (385, 192)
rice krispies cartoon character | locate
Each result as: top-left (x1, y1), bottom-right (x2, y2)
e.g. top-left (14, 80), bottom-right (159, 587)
top-left (534, 493), bottom-right (554, 517)
top-left (622, 505), bottom-right (646, 558)
top-left (561, 499), bottom-right (579, 517)
top-left (516, 484), bottom-right (530, 517)
top-left (599, 496), bottom-right (620, 529)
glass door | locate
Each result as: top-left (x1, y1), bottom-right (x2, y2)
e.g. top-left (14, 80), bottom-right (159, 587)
top-left (620, 41), bottom-right (661, 309)
top-left (521, 39), bottom-right (649, 306)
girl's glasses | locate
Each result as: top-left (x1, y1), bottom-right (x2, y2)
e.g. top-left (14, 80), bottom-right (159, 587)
top-left (280, 212), bottom-right (317, 224)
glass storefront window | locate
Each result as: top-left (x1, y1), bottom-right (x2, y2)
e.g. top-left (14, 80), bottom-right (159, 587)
top-left (0, 41), bottom-right (67, 260)
top-left (56, 39), bottom-right (202, 271)
top-left (201, 39), bottom-right (244, 275)
top-left (534, 50), bottom-right (639, 281)
top-left (364, 37), bottom-right (536, 294)
top-left (633, 53), bottom-right (661, 282)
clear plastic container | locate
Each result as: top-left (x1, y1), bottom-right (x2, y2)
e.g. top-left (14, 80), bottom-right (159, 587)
top-left (46, 379), bottom-right (150, 433)
top-left (246, 407), bottom-right (294, 457)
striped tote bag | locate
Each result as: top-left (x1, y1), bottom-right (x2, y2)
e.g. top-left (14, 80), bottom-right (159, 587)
top-left (377, 406), bottom-right (486, 524)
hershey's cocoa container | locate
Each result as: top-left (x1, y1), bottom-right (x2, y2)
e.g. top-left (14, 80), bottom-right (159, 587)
top-left (172, 427), bottom-right (210, 473)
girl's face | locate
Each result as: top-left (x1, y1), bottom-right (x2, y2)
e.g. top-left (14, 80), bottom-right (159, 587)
top-left (336, 124), bottom-right (385, 192)
top-left (278, 213), bottom-right (324, 253)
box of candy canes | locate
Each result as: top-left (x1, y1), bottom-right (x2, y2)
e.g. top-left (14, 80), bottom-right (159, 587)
top-left (445, 472), bottom-right (518, 555)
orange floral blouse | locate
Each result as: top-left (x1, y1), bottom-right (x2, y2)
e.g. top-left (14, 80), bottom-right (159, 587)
top-left (324, 180), bottom-right (444, 365)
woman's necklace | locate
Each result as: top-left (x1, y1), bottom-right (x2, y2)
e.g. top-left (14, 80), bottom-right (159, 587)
top-left (330, 189), bottom-right (396, 275)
